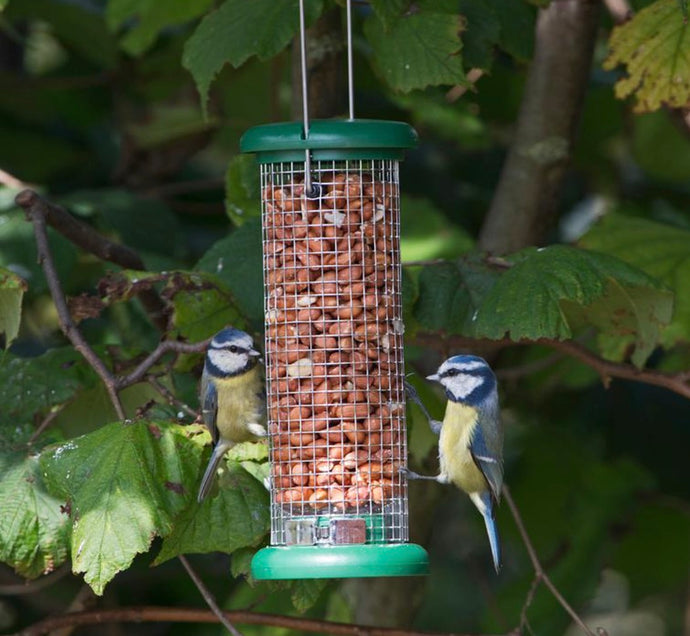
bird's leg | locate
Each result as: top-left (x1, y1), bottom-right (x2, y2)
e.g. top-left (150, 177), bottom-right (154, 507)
top-left (399, 466), bottom-right (443, 482)
top-left (404, 379), bottom-right (443, 434)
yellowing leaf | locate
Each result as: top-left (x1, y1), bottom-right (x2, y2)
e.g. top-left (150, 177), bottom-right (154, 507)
top-left (604, 0), bottom-right (690, 112)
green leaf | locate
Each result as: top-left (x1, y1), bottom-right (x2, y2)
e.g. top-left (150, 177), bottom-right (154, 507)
top-left (365, 11), bottom-right (467, 92)
top-left (40, 421), bottom-right (201, 594)
top-left (458, 0), bottom-right (501, 69)
top-left (0, 448), bottom-right (70, 579)
top-left (225, 154), bottom-right (261, 226)
top-left (106, 0), bottom-right (215, 56)
top-left (196, 219), bottom-right (264, 327)
top-left (0, 348), bottom-right (97, 425)
top-left (603, 0), bottom-right (690, 112)
top-left (492, 0), bottom-right (535, 61)
top-left (155, 461), bottom-right (269, 564)
top-left (471, 245), bottom-right (672, 366)
top-left (580, 213), bottom-right (690, 346)
top-left (369, 0), bottom-right (410, 28)
top-left (183, 0), bottom-right (324, 114)
top-left (291, 578), bottom-right (328, 612)
top-left (413, 257), bottom-right (498, 334)
top-left (0, 266), bottom-right (26, 348)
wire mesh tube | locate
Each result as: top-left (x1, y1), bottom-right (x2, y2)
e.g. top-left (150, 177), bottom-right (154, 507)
top-left (262, 159), bottom-right (408, 545)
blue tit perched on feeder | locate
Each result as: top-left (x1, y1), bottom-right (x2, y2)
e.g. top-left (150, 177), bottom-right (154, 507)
top-left (197, 327), bottom-right (267, 502)
top-left (405, 355), bottom-right (504, 572)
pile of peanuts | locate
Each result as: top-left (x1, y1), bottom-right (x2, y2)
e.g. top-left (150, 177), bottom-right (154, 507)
top-left (263, 168), bottom-right (406, 514)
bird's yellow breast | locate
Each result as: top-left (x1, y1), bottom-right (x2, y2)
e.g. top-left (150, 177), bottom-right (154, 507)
top-left (439, 401), bottom-right (487, 494)
top-left (214, 366), bottom-right (264, 442)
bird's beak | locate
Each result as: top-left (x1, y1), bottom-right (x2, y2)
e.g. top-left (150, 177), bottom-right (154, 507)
top-left (249, 349), bottom-right (261, 357)
top-left (426, 373), bottom-right (440, 382)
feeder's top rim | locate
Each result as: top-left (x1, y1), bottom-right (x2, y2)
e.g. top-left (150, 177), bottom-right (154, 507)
top-left (240, 119), bottom-right (417, 155)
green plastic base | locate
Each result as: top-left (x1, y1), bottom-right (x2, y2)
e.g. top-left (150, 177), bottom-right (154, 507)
top-left (251, 544), bottom-right (429, 580)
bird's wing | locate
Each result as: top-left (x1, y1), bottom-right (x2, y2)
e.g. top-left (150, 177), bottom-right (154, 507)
top-left (469, 401), bottom-right (504, 503)
top-left (200, 368), bottom-right (219, 444)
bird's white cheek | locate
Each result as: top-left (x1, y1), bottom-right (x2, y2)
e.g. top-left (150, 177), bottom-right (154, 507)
top-left (447, 375), bottom-right (483, 399)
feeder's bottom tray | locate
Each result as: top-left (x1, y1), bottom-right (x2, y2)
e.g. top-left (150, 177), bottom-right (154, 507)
top-left (251, 543), bottom-right (429, 580)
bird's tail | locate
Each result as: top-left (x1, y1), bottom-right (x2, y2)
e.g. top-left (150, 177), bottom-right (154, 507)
top-left (470, 491), bottom-right (502, 573)
top-left (197, 441), bottom-right (232, 502)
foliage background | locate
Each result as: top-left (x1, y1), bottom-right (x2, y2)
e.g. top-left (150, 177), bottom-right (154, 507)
top-left (0, 0), bottom-right (689, 635)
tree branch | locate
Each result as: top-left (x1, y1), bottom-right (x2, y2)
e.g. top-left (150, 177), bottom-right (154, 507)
top-left (21, 196), bottom-right (126, 420)
top-left (178, 555), bottom-right (243, 636)
top-left (14, 606), bottom-right (505, 636)
top-left (503, 486), bottom-right (600, 636)
top-left (411, 332), bottom-right (690, 400)
top-left (479, 0), bottom-right (602, 254)
top-left (115, 338), bottom-right (210, 390)
top-left (15, 189), bottom-right (169, 332)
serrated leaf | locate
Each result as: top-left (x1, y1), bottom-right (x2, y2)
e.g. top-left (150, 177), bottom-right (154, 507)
top-left (365, 11), bottom-right (467, 92)
top-left (0, 449), bottom-right (70, 579)
top-left (225, 154), bottom-right (261, 226)
top-left (580, 213), bottom-right (690, 346)
top-left (0, 348), bottom-right (97, 425)
top-left (183, 0), bottom-right (324, 114)
top-left (106, 0), bottom-right (214, 56)
top-left (230, 545), bottom-right (255, 579)
top-left (0, 266), bottom-right (26, 348)
top-left (196, 219), bottom-right (264, 327)
top-left (155, 462), bottom-right (269, 564)
top-left (471, 245), bottom-right (672, 366)
top-left (604, 0), bottom-right (690, 112)
top-left (40, 421), bottom-right (201, 594)
top-left (413, 258), bottom-right (499, 333)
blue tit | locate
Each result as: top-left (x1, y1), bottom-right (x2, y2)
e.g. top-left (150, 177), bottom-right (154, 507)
top-left (405, 355), bottom-right (504, 572)
top-left (197, 327), bottom-right (267, 502)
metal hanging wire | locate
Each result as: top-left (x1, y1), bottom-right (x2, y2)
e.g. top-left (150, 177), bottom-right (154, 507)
top-left (298, 0), bottom-right (355, 196)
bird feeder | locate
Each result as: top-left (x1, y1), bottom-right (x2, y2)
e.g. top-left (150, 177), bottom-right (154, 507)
top-left (240, 0), bottom-right (429, 580)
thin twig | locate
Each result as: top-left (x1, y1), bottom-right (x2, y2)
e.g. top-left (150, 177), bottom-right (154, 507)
top-left (15, 189), bottom-right (169, 331)
top-left (445, 68), bottom-right (485, 102)
top-left (147, 376), bottom-right (199, 419)
top-left (21, 194), bottom-right (125, 420)
top-left (503, 486), bottom-right (596, 636)
top-left (411, 333), bottom-right (690, 400)
top-left (13, 605), bottom-right (500, 636)
top-left (28, 402), bottom-right (68, 445)
top-left (116, 339), bottom-right (210, 389)
top-left (0, 168), bottom-right (27, 189)
top-left (0, 565), bottom-right (70, 595)
top-left (603, 0), bottom-right (633, 24)
top-left (178, 555), bottom-right (244, 636)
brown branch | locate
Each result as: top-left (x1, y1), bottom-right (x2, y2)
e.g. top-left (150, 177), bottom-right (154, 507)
top-left (178, 555), bottom-right (243, 636)
top-left (503, 486), bottom-right (598, 636)
top-left (445, 69), bottom-right (485, 103)
top-left (21, 195), bottom-right (125, 420)
top-left (115, 338), bottom-right (210, 390)
top-left (0, 168), bottom-right (28, 189)
top-left (14, 606), bottom-right (503, 636)
top-left (15, 189), bottom-right (169, 332)
top-left (479, 0), bottom-right (602, 254)
top-left (411, 332), bottom-right (690, 400)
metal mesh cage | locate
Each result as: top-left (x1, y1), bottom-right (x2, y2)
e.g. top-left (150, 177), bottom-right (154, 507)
top-left (262, 159), bottom-right (408, 547)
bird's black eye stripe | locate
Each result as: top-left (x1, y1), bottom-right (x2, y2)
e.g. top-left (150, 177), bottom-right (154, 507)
top-left (442, 368), bottom-right (459, 377)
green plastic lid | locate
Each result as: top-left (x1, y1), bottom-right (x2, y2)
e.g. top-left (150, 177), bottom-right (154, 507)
top-left (251, 544), bottom-right (429, 580)
top-left (240, 119), bottom-right (417, 163)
